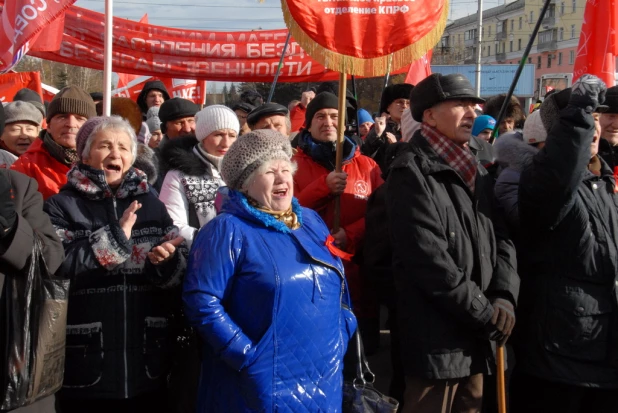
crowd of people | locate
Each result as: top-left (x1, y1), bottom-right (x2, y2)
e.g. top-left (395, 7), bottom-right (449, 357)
top-left (0, 71), bottom-right (617, 413)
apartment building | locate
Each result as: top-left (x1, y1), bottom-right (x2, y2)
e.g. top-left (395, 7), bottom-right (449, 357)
top-left (434, 0), bottom-right (584, 99)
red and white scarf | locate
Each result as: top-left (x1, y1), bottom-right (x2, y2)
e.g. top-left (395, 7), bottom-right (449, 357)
top-left (420, 124), bottom-right (477, 193)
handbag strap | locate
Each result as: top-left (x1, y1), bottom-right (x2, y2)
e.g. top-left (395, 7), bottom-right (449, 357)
top-left (353, 328), bottom-right (376, 386)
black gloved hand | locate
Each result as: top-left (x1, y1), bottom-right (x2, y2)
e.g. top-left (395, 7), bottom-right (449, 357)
top-left (0, 170), bottom-right (17, 238)
top-left (570, 74), bottom-right (607, 112)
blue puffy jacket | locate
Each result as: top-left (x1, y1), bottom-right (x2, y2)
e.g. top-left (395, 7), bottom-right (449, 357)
top-left (183, 189), bottom-right (357, 412)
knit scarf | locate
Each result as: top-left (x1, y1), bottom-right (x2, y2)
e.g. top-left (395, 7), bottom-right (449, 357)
top-left (193, 145), bottom-right (223, 172)
top-left (42, 131), bottom-right (79, 167)
top-left (297, 130), bottom-right (356, 171)
top-left (421, 124), bottom-right (477, 193)
top-left (247, 196), bottom-right (300, 230)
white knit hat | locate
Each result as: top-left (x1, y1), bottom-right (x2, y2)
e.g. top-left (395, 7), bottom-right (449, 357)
top-left (195, 105), bottom-right (240, 142)
top-left (522, 110), bottom-right (547, 145)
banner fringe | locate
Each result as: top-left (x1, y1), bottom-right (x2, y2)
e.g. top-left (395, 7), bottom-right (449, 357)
top-left (281, 0), bottom-right (449, 76)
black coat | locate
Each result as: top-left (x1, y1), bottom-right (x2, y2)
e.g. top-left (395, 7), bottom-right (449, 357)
top-left (44, 164), bottom-right (186, 400)
top-left (362, 120), bottom-right (401, 172)
top-left (518, 104), bottom-right (618, 388)
top-left (385, 131), bottom-right (519, 380)
top-left (598, 137), bottom-right (618, 170)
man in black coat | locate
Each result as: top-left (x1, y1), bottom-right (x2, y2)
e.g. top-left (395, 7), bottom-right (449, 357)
top-left (597, 85), bottom-right (618, 169)
top-left (385, 73), bottom-right (519, 413)
top-left (511, 75), bottom-right (618, 412)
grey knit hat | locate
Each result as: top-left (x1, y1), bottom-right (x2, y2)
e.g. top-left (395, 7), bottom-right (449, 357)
top-left (195, 105), bottom-right (240, 142)
top-left (221, 129), bottom-right (293, 190)
top-left (4, 101), bottom-right (43, 126)
top-left (146, 106), bottom-right (161, 132)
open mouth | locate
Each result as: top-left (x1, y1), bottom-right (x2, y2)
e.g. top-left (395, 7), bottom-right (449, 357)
top-left (272, 188), bottom-right (288, 197)
top-left (105, 164), bottom-right (122, 173)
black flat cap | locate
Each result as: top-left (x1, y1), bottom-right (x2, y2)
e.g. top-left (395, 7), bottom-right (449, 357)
top-left (247, 103), bottom-right (289, 128)
top-left (410, 73), bottom-right (485, 122)
top-left (603, 86), bottom-right (618, 113)
top-left (232, 102), bottom-right (255, 114)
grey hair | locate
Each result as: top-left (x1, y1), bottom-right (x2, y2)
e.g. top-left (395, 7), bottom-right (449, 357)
top-left (81, 115), bottom-right (138, 164)
top-left (240, 158), bottom-right (297, 192)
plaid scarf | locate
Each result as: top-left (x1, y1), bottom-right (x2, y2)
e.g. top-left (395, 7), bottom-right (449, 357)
top-left (420, 124), bottom-right (477, 193)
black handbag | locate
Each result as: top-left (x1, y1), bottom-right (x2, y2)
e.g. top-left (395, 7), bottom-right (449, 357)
top-left (342, 329), bottom-right (399, 413)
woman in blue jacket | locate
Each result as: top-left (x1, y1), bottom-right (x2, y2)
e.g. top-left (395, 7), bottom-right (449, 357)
top-left (183, 129), bottom-right (357, 412)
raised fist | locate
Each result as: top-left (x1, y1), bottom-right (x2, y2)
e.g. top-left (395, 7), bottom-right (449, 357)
top-left (570, 74), bottom-right (607, 112)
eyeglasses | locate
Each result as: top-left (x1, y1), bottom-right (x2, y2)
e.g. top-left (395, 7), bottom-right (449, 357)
top-left (393, 99), bottom-right (410, 107)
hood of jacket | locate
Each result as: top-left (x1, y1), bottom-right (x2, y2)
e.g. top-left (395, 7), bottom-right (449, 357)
top-left (64, 163), bottom-right (150, 200)
top-left (495, 134), bottom-right (539, 172)
top-left (136, 80), bottom-right (170, 115)
top-left (133, 143), bottom-right (159, 185)
top-left (159, 134), bottom-right (213, 177)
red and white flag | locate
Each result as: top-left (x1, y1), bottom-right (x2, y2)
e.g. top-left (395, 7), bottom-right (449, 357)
top-left (573, 0), bottom-right (618, 86)
top-left (113, 77), bottom-right (207, 106)
top-left (404, 50), bottom-right (433, 85)
top-left (0, 0), bottom-right (77, 73)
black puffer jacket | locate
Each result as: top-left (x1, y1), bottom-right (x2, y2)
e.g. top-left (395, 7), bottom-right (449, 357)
top-left (385, 131), bottom-right (519, 380)
top-left (44, 164), bottom-right (186, 400)
top-left (518, 104), bottom-right (618, 388)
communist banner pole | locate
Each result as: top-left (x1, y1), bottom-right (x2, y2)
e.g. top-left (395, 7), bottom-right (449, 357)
top-left (333, 73), bottom-right (347, 232)
top-left (102, 0), bottom-right (113, 116)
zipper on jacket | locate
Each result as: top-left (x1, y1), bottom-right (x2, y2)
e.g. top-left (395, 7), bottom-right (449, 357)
top-left (112, 197), bottom-right (119, 220)
top-left (310, 256), bottom-right (346, 306)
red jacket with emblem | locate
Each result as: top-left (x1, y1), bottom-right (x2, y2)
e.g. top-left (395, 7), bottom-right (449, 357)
top-left (11, 137), bottom-right (69, 200)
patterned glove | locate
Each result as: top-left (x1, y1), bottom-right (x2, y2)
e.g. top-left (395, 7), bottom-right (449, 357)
top-left (570, 74), bottom-right (607, 112)
top-left (0, 170), bottom-right (17, 238)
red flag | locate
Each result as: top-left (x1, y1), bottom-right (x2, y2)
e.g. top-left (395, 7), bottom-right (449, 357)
top-left (404, 50), bottom-right (433, 85)
top-left (0, 0), bottom-right (77, 72)
top-left (573, 0), bottom-right (617, 86)
top-left (0, 71), bottom-right (43, 103)
top-left (29, 12), bottom-right (66, 52)
top-left (139, 13), bottom-right (148, 24)
top-left (112, 76), bottom-right (206, 106)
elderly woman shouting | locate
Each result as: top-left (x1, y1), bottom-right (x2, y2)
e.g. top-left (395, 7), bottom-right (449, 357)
top-left (183, 129), bottom-right (357, 412)
top-left (44, 116), bottom-right (186, 413)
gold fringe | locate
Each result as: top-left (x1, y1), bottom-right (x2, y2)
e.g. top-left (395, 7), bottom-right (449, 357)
top-left (281, 0), bottom-right (449, 77)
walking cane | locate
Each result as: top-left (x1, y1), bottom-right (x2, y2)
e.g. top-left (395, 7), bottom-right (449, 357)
top-left (496, 345), bottom-right (507, 413)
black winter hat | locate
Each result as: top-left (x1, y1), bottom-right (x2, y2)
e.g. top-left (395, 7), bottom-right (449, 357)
top-left (247, 103), bottom-right (289, 128)
top-left (240, 90), bottom-right (263, 107)
top-left (410, 73), bottom-right (484, 122)
top-left (232, 102), bottom-right (255, 114)
top-left (136, 80), bottom-right (170, 114)
top-left (603, 86), bottom-right (618, 113)
top-left (89, 92), bottom-right (103, 102)
top-left (379, 83), bottom-right (414, 115)
top-left (305, 92), bottom-right (339, 127)
top-left (158, 98), bottom-right (199, 134)
top-left (13, 87), bottom-right (45, 117)
top-left (0, 101), bottom-right (5, 136)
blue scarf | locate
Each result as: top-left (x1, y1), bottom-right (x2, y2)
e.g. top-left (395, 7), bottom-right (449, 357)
top-left (297, 130), bottom-right (356, 171)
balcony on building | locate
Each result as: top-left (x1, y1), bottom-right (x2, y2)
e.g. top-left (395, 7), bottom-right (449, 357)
top-left (464, 38), bottom-right (475, 47)
top-left (537, 28), bottom-right (558, 52)
top-left (541, 5), bottom-right (556, 27)
top-left (496, 52), bottom-right (507, 62)
top-left (496, 31), bottom-right (507, 41)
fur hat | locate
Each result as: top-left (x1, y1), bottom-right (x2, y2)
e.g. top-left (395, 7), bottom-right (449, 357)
top-left (159, 98), bottom-right (199, 134)
top-left (409, 74), bottom-right (485, 122)
top-left (146, 106), bottom-right (162, 132)
top-left (46, 85), bottom-right (97, 123)
top-left (221, 129), bottom-right (292, 190)
top-left (13, 88), bottom-right (45, 117)
top-left (522, 110), bottom-right (547, 144)
top-left (247, 103), bottom-right (289, 128)
top-left (305, 92), bottom-right (339, 128)
top-left (195, 105), bottom-right (240, 142)
top-left (96, 97), bottom-right (143, 135)
top-left (4, 101), bottom-right (43, 126)
top-left (483, 94), bottom-right (525, 122)
top-left (240, 90), bottom-right (264, 107)
top-left (133, 143), bottom-right (159, 185)
top-left (379, 83), bottom-right (414, 115)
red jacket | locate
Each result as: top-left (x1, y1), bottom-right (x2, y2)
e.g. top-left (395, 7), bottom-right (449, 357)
top-left (11, 138), bottom-right (69, 200)
top-left (289, 104), bottom-right (306, 133)
top-left (292, 147), bottom-right (383, 255)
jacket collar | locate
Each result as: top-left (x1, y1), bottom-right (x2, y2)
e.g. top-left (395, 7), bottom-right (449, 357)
top-left (297, 130), bottom-right (357, 171)
top-left (65, 163), bottom-right (150, 200)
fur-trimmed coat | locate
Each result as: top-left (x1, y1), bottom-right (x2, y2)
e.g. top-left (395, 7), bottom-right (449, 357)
top-left (159, 135), bottom-right (224, 248)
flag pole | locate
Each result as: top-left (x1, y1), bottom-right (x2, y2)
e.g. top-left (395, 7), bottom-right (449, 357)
top-left (489, 0), bottom-right (551, 144)
top-left (102, 0), bottom-right (113, 116)
top-left (267, 31), bottom-right (292, 103)
top-left (351, 75), bottom-right (359, 137)
top-left (333, 72), bottom-right (347, 232)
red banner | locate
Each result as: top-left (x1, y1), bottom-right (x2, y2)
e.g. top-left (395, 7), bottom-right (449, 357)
top-left (114, 77), bottom-right (207, 106)
top-left (404, 50), bottom-right (432, 85)
top-left (0, 0), bottom-right (76, 72)
top-left (573, 0), bottom-right (618, 86)
top-left (0, 2), bottom-right (408, 82)
top-left (0, 71), bottom-right (43, 103)
top-left (281, 0), bottom-right (447, 76)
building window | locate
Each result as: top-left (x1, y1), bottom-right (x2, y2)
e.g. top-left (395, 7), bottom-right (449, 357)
top-left (572, 0), bottom-right (576, 12)
top-left (458, 34), bottom-right (461, 44)
top-left (559, 27), bottom-right (564, 40)
top-left (560, 2), bottom-right (565, 14)
top-left (519, 17), bottom-right (523, 29)
top-left (571, 24), bottom-right (576, 38)
top-left (537, 56), bottom-right (542, 68)
top-left (530, 11), bottom-right (534, 22)
top-left (488, 26), bottom-right (492, 37)
top-left (518, 38), bottom-right (522, 50)
top-left (528, 57), bottom-right (532, 64)
top-left (510, 40), bottom-right (513, 52)
top-left (547, 55), bottom-right (552, 68)
top-left (558, 52), bottom-right (563, 65)
top-left (489, 45), bottom-right (491, 55)
top-left (569, 50), bottom-right (575, 64)
top-left (511, 20), bottom-right (514, 31)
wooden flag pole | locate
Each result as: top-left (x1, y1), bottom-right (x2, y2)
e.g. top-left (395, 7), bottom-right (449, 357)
top-left (333, 72), bottom-right (347, 232)
top-left (496, 345), bottom-right (507, 413)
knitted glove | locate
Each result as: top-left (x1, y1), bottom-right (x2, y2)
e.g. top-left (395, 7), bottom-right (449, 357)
top-left (570, 74), bottom-right (607, 112)
top-left (0, 170), bottom-right (17, 238)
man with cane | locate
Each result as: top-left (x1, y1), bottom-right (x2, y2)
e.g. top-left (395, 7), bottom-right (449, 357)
top-left (385, 73), bottom-right (519, 413)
